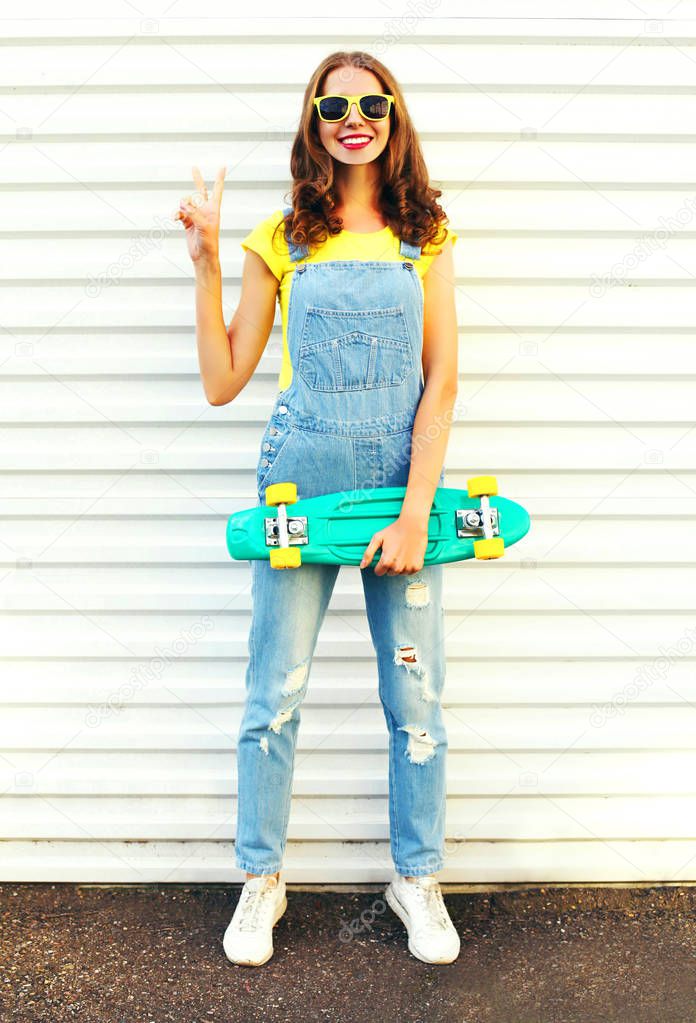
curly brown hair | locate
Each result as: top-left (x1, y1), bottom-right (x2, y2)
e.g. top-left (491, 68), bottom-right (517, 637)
top-left (270, 50), bottom-right (453, 261)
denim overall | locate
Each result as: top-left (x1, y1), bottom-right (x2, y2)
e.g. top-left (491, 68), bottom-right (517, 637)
top-left (235, 207), bottom-right (449, 878)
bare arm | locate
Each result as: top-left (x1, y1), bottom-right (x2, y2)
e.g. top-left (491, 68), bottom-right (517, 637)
top-left (399, 236), bottom-right (459, 525)
top-left (176, 165), bottom-right (278, 406)
top-left (194, 249), bottom-right (278, 406)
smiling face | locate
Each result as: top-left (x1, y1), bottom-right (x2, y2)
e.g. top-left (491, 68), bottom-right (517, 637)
top-left (315, 66), bottom-right (391, 166)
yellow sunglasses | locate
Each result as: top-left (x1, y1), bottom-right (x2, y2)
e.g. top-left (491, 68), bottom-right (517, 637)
top-left (313, 93), bottom-right (395, 123)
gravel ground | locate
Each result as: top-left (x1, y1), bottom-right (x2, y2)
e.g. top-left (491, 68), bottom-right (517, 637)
top-left (2, 882), bottom-right (696, 1022)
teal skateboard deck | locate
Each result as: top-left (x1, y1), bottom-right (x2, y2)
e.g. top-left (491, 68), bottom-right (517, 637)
top-left (226, 475), bottom-right (530, 570)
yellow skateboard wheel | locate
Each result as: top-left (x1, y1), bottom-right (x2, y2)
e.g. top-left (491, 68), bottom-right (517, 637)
top-left (473, 537), bottom-right (505, 560)
top-left (269, 547), bottom-right (302, 569)
top-left (265, 482), bottom-right (297, 506)
top-left (467, 475), bottom-right (498, 498)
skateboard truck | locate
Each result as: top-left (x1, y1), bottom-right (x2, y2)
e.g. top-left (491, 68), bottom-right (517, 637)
top-left (264, 506), bottom-right (308, 548)
top-left (263, 482), bottom-right (306, 569)
top-left (455, 506), bottom-right (500, 536)
top-left (464, 476), bottom-right (506, 559)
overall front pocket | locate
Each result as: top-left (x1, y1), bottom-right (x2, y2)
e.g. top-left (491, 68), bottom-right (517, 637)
top-left (297, 306), bottom-right (413, 392)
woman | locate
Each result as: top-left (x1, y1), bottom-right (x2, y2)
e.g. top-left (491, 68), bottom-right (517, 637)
top-left (177, 50), bottom-right (460, 967)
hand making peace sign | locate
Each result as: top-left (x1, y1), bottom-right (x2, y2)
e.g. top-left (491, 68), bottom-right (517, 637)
top-left (175, 165), bottom-right (227, 264)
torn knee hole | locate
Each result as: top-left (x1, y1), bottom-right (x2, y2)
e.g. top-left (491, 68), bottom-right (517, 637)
top-left (406, 580), bottom-right (430, 608)
top-left (398, 724), bottom-right (437, 765)
top-left (281, 658), bottom-right (309, 696)
top-left (394, 644), bottom-right (437, 701)
top-left (268, 697), bottom-right (302, 735)
top-left (394, 644), bottom-right (419, 667)
top-left (267, 662), bottom-right (310, 736)
top-left (259, 663), bottom-right (309, 746)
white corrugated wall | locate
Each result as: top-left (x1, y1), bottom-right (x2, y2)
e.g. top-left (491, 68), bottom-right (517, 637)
top-left (2, 3), bottom-right (696, 882)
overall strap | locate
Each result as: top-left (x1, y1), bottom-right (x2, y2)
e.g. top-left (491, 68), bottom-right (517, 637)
top-left (283, 204), bottom-right (309, 262)
top-left (399, 236), bottom-right (422, 260)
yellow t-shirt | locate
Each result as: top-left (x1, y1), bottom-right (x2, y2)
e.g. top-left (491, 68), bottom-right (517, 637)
top-left (241, 209), bottom-right (458, 392)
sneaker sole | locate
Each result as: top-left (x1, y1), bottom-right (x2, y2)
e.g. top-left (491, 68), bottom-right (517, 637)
top-left (384, 883), bottom-right (459, 965)
top-left (224, 892), bottom-right (288, 967)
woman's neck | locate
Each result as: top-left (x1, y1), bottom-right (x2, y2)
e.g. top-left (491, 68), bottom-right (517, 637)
top-left (333, 164), bottom-right (384, 231)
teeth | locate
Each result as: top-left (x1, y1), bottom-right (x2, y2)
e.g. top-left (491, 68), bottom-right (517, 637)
top-left (340, 136), bottom-right (371, 144)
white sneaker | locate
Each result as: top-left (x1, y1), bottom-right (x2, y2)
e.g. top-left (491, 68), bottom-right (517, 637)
top-left (385, 873), bottom-right (461, 964)
top-left (223, 874), bottom-right (288, 966)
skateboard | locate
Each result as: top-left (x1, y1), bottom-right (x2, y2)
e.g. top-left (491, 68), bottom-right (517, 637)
top-left (226, 475), bottom-right (531, 570)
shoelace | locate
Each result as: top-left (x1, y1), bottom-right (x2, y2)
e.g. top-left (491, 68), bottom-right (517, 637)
top-left (236, 881), bottom-right (278, 932)
top-left (406, 879), bottom-right (451, 931)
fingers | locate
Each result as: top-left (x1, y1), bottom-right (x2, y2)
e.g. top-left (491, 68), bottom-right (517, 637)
top-left (177, 196), bottom-right (205, 228)
top-left (174, 204), bottom-right (196, 228)
top-left (191, 165), bottom-right (208, 201)
top-left (358, 532), bottom-right (412, 575)
top-left (360, 535), bottom-right (402, 576)
top-left (359, 532), bottom-right (383, 570)
top-left (176, 197), bottom-right (194, 221)
top-left (190, 165), bottom-right (226, 208)
top-left (211, 165), bottom-right (227, 206)
top-left (177, 167), bottom-right (225, 232)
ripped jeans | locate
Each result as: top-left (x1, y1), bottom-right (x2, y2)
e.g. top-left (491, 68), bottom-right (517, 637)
top-left (234, 556), bottom-right (448, 877)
